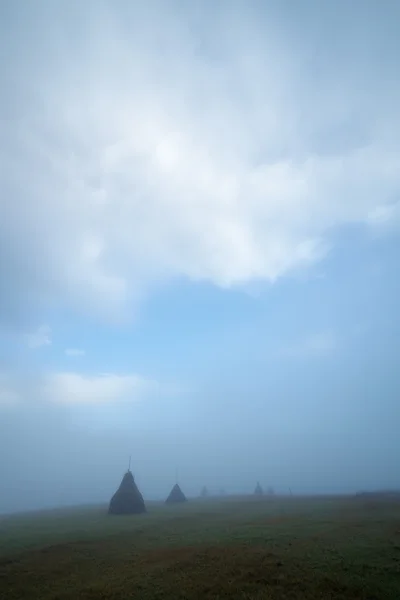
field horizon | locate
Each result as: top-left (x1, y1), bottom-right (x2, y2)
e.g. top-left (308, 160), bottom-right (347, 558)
top-left (0, 491), bottom-right (356, 519)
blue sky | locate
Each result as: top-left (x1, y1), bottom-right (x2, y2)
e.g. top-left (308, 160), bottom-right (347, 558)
top-left (0, 0), bottom-right (399, 513)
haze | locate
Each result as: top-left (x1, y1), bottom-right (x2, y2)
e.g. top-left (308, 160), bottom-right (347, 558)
top-left (1, 0), bottom-right (399, 515)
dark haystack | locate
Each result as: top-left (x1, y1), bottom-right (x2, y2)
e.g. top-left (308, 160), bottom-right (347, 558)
top-left (165, 483), bottom-right (187, 504)
top-left (108, 470), bottom-right (146, 515)
top-left (254, 481), bottom-right (263, 496)
top-left (200, 485), bottom-right (209, 498)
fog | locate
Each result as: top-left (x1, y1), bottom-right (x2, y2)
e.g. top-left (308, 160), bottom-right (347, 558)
top-left (1, 0), bottom-right (399, 514)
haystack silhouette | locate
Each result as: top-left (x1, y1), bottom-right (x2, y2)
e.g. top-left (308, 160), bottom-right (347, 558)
top-left (165, 483), bottom-right (187, 504)
top-left (108, 470), bottom-right (146, 515)
top-left (200, 485), bottom-right (209, 498)
top-left (254, 481), bottom-right (263, 496)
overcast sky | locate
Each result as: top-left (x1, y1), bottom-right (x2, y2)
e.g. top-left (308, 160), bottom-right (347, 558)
top-left (1, 0), bottom-right (399, 514)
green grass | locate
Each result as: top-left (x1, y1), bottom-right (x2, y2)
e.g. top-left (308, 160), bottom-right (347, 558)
top-left (1, 495), bottom-right (400, 599)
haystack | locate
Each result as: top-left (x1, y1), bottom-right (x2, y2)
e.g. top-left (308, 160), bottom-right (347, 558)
top-left (165, 483), bottom-right (187, 504)
top-left (254, 481), bottom-right (263, 496)
top-left (108, 470), bottom-right (146, 515)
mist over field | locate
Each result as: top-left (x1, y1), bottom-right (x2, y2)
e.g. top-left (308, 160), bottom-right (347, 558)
top-left (1, 0), bottom-right (400, 516)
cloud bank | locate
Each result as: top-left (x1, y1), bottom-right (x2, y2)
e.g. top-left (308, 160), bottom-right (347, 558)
top-left (42, 372), bottom-right (159, 405)
top-left (1, 1), bottom-right (399, 326)
top-left (0, 369), bottom-right (161, 409)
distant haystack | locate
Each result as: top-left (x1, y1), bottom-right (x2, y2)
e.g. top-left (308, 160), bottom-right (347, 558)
top-left (254, 481), bottom-right (263, 496)
top-left (108, 470), bottom-right (146, 515)
top-left (200, 486), bottom-right (209, 498)
top-left (166, 483), bottom-right (187, 504)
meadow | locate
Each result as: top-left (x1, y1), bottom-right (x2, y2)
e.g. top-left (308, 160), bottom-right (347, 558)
top-left (1, 495), bottom-right (399, 599)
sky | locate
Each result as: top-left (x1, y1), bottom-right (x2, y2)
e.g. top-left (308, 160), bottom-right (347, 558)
top-left (0, 0), bottom-right (399, 514)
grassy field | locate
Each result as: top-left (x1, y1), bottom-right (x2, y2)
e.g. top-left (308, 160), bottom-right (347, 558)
top-left (1, 495), bottom-right (399, 599)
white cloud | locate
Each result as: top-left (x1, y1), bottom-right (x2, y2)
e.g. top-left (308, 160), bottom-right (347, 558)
top-left (0, 366), bottom-right (167, 412)
top-left (278, 332), bottom-right (337, 359)
top-left (65, 348), bottom-right (86, 357)
top-left (24, 325), bottom-right (52, 349)
top-left (367, 201), bottom-right (400, 230)
top-left (1, 3), bottom-right (399, 323)
top-left (42, 372), bottom-right (159, 404)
